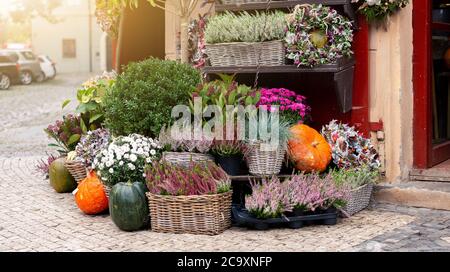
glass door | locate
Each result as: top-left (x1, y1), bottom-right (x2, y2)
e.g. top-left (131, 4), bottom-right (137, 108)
top-left (431, 0), bottom-right (450, 165)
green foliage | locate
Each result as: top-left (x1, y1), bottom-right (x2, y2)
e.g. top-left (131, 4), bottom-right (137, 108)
top-left (63, 72), bottom-right (116, 132)
top-left (205, 11), bottom-right (287, 44)
top-left (103, 58), bottom-right (201, 138)
top-left (331, 166), bottom-right (380, 189)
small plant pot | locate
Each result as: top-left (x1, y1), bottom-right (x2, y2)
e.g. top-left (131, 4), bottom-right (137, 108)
top-left (215, 154), bottom-right (243, 176)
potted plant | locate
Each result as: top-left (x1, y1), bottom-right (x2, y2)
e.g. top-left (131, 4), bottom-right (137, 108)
top-left (351, 0), bottom-right (409, 25)
top-left (92, 134), bottom-right (162, 196)
top-left (332, 166), bottom-right (380, 216)
top-left (158, 125), bottom-right (214, 168)
top-left (205, 11), bottom-right (286, 66)
top-left (240, 173), bottom-right (349, 229)
top-left (145, 161), bottom-right (232, 235)
top-left (211, 140), bottom-right (245, 176)
top-left (66, 128), bottom-right (111, 183)
top-left (244, 111), bottom-right (292, 175)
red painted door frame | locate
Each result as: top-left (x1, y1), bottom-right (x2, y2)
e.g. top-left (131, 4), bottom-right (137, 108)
top-left (413, 0), bottom-right (450, 168)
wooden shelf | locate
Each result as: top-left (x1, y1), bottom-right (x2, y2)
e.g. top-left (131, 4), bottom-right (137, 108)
top-left (215, 0), bottom-right (350, 12)
top-left (203, 57), bottom-right (354, 74)
top-left (203, 57), bottom-right (355, 113)
top-left (214, 0), bottom-right (357, 25)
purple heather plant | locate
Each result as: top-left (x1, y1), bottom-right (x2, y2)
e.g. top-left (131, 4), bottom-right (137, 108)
top-left (146, 161), bottom-right (231, 196)
top-left (245, 173), bottom-right (350, 219)
top-left (257, 88), bottom-right (311, 125)
top-left (35, 153), bottom-right (60, 179)
top-left (74, 128), bottom-right (111, 169)
top-left (158, 125), bottom-right (213, 154)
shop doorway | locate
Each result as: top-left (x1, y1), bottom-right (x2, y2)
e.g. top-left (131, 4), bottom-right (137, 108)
top-left (413, 0), bottom-right (450, 171)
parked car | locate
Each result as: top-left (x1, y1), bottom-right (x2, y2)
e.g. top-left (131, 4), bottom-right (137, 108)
top-left (38, 55), bottom-right (57, 80)
top-left (0, 49), bottom-right (45, 85)
top-left (0, 52), bottom-right (20, 90)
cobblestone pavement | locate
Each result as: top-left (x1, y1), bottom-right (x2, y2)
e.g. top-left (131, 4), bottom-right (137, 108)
top-left (0, 75), bottom-right (449, 252)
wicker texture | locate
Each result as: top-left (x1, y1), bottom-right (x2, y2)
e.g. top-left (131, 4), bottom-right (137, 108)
top-left (343, 183), bottom-right (374, 216)
top-left (102, 184), bottom-right (111, 198)
top-left (65, 161), bottom-right (87, 183)
top-left (219, 0), bottom-right (269, 4)
top-left (162, 152), bottom-right (214, 168)
top-left (147, 191), bottom-right (232, 235)
top-left (247, 143), bottom-right (286, 175)
top-left (206, 40), bottom-right (285, 67)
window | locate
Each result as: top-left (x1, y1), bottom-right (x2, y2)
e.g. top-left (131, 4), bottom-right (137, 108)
top-left (62, 39), bottom-right (76, 58)
top-left (20, 51), bottom-right (37, 60)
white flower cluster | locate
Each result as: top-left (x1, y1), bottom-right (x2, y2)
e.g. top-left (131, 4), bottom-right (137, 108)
top-left (93, 134), bottom-right (162, 187)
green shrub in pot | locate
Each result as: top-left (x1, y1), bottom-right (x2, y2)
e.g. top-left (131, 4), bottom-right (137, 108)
top-left (103, 58), bottom-right (201, 138)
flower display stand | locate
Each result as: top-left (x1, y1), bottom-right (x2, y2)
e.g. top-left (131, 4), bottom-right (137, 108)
top-left (204, 0), bottom-right (357, 113)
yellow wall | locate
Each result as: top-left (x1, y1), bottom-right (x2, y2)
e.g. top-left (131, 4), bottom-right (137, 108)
top-left (369, 4), bottom-right (413, 182)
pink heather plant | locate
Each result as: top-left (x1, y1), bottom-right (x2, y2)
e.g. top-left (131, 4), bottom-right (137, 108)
top-left (257, 88), bottom-right (310, 125)
top-left (245, 174), bottom-right (349, 219)
top-left (146, 161), bottom-right (231, 196)
top-left (245, 177), bottom-right (292, 219)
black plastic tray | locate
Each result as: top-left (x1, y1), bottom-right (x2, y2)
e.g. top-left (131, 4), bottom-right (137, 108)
top-left (232, 205), bottom-right (338, 230)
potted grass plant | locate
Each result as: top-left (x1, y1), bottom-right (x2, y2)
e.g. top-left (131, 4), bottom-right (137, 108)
top-left (204, 11), bottom-right (287, 66)
top-left (211, 140), bottom-right (245, 176)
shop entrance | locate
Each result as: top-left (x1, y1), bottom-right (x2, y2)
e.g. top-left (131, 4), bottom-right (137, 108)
top-left (412, 0), bottom-right (450, 180)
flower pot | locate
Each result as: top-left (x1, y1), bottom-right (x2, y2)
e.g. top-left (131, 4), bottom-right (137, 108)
top-left (215, 154), bottom-right (243, 176)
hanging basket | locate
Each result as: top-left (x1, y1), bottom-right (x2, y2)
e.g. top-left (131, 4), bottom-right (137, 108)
top-left (246, 143), bottom-right (286, 175)
top-left (342, 183), bottom-right (374, 216)
top-left (146, 191), bottom-right (233, 235)
top-left (206, 40), bottom-right (285, 67)
top-left (162, 152), bottom-right (214, 168)
top-left (64, 160), bottom-right (87, 183)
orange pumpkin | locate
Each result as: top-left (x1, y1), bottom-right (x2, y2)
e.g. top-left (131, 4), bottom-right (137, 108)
top-left (75, 171), bottom-right (108, 215)
top-left (288, 124), bottom-right (332, 173)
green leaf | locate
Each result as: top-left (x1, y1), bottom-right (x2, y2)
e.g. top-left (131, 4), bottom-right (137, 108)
top-left (89, 113), bottom-right (103, 124)
top-left (80, 119), bottom-right (88, 134)
top-left (61, 99), bottom-right (71, 109)
top-left (245, 96), bottom-right (254, 106)
top-left (67, 134), bottom-right (81, 146)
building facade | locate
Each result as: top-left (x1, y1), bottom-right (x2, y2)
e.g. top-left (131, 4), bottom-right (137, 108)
top-left (31, 0), bottom-right (105, 73)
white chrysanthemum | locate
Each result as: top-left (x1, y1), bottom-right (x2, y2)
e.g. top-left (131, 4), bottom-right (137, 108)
top-left (128, 163), bottom-right (136, 170)
top-left (129, 154), bottom-right (138, 162)
top-left (150, 149), bottom-right (156, 156)
top-left (145, 157), bottom-right (152, 163)
top-left (119, 161), bottom-right (124, 166)
top-left (109, 168), bottom-right (114, 174)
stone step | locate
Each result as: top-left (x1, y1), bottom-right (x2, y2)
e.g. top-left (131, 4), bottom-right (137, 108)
top-left (410, 161), bottom-right (450, 182)
top-left (374, 181), bottom-right (450, 211)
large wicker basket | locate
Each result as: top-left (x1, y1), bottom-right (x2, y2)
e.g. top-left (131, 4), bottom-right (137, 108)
top-left (65, 160), bottom-right (87, 183)
top-left (342, 183), bottom-right (374, 216)
top-left (246, 143), bottom-right (286, 175)
top-left (146, 191), bottom-right (233, 235)
top-left (162, 152), bottom-right (214, 168)
top-left (206, 40), bottom-right (285, 67)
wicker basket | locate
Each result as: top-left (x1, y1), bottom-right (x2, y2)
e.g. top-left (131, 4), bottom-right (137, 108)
top-left (206, 40), bottom-right (285, 67)
top-left (162, 152), bottom-right (214, 168)
top-left (342, 183), bottom-right (374, 216)
top-left (102, 184), bottom-right (111, 198)
top-left (246, 143), bottom-right (286, 175)
top-left (65, 160), bottom-right (87, 183)
top-left (146, 191), bottom-right (233, 235)
top-left (218, 0), bottom-right (270, 4)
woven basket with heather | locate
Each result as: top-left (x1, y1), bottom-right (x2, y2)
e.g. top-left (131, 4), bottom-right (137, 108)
top-left (158, 125), bottom-right (214, 168)
top-left (331, 166), bottom-right (379, 216)
top-left (205, 11), bottom-right (286, 67)
top-left (145, 161), bottom-right (232, 235)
